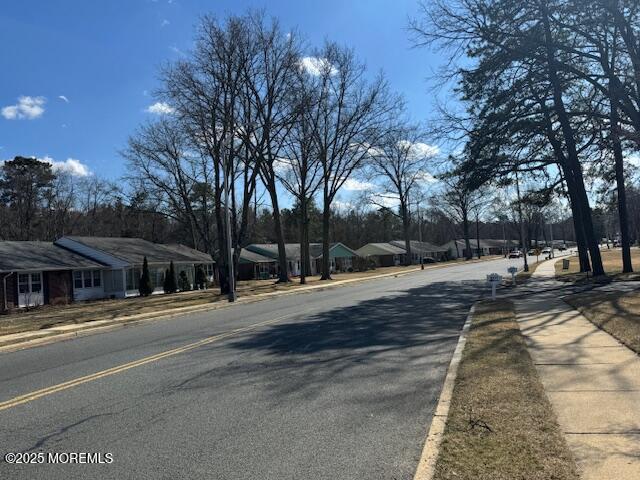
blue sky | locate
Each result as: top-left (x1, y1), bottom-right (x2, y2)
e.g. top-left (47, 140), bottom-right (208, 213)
top-left (0, 0), bottom-right (443, 183)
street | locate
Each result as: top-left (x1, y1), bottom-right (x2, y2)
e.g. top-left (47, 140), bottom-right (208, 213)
top-left (0, 257), bottom-right (528, 480)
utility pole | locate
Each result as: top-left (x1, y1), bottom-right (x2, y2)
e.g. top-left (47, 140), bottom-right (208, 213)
top-left (417, 203), bottom-right (424, 269)
top-left (549, 221), bottom-right (554, 259)
top-left (223, 134), bottom-right (236, 302)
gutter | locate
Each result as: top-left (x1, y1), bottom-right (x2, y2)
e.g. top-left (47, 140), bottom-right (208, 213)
top-left (1, 272), bottom-right (13, 312)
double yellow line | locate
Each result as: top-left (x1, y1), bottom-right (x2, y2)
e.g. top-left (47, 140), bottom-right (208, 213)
top-left (0, 313), bottom-right (297, 412)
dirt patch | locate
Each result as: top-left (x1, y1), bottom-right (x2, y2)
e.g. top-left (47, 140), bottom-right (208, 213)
top-left (433, 299), bottom-right (579, 480)
top-left (555, 248), bottom-right (640, 282)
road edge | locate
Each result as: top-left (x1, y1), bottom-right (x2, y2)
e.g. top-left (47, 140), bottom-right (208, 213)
top-left (412, 303), bottom-right (475, 480)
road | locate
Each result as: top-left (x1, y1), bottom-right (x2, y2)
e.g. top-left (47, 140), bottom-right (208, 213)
top-left (0, 256), bottom-right (532, 480)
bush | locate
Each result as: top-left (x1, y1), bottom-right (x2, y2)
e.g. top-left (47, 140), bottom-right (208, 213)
top-left (163, 261), bottom-right (177, 294)
top-left (178, 270), bottom-right (191, 291)
top-left (139, 256), bottom-right (154, 296)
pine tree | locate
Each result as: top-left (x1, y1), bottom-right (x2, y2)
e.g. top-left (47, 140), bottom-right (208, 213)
top-left (139, 256), bottom-right (154, 296)
top-left (163, 262), bottom-right (177, 293)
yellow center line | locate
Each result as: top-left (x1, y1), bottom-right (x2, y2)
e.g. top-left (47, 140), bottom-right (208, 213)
top-left (0, 312), bottom-right (301, 412)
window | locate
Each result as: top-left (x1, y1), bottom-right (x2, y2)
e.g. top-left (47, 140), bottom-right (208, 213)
top-left (74, 271), bottom-right (83, 289)
top-left (83, 271), bottom-right (93, 288)
top-left (31, 273), bottom-right (42, 293)
top-left (18, 274), bottom-right (29, 294)
top-left (93, 270), bottom-right (101, 287)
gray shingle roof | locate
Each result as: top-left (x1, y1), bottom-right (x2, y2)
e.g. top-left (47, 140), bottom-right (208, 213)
top-left (164, 244), bottom-right (214, 263)
top-left (62, 236), bottom-right (210, 265)
top-left (389, 240), bottom-right (447, 253)
top-left (0, 241), bottom-right (105, 272)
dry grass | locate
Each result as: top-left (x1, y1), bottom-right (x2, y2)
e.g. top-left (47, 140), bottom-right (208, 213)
top-left (515, 258), bottom-right (542, 283)
top-left (566, 290), bottom-right (640, 354)
top-left (555, 248), bottom-right (640, 282)
top-left (434, 300), bottom-right (579, 480)
top-left (0, 259), bottom-right (502, 337)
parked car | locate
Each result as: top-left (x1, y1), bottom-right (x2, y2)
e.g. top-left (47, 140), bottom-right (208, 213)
top-left (541, 247), bottom-right (552, 254)
top-left (527, 249), bottom-right (537, 255)
top-left (557, 245), bottom-right (567, 251)
top-left (509, 250), bottom-right (523, 258)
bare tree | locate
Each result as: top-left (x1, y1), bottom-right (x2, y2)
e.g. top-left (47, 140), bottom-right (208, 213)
top-left (312, 42), bottom-right (395, 279)
top-left (368, 120), bottom-right (435, 265)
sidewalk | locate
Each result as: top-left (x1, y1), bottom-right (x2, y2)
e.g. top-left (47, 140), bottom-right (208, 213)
top-left (514, 258), bottom-right (640, 479)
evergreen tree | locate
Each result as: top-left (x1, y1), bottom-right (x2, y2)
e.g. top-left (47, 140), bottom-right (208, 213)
top-left (139, 256), bottom-right (154, 296)
top-left (178, 270), bottom-right (191, 291)
top-left (163, 261), bottom-right (177, 293)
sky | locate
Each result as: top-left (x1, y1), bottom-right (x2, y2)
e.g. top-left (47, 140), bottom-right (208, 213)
top-left (0, 0), bottom-right (445, 203)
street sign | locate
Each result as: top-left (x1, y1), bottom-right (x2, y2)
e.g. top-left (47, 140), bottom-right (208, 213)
top-left (507, 266), bottom-right (518, 286)
top-left (486, 273), bottom-right (502, 299)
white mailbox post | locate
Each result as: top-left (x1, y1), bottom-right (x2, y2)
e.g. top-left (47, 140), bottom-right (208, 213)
top-left (486, 273), bottom-right (503, 299)
top-left (507, 266), bottom-right (518, 285)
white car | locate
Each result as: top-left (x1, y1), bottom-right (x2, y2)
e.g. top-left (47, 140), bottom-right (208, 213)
top-left (541, 247), bottom-right (552, 254)
top-left (508, 250), bottom-right (523, 258)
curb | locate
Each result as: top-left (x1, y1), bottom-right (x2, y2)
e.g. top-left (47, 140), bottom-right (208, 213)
top-left (413, 303), bottom-right (475, 480)
top-left (0, 256), bottom-right (496, 353)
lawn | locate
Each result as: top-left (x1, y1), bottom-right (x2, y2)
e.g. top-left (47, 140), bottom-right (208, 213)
top-left (555, 247), bottom-right (640, 281)
top-left (565, 289), bottom-right (640, 354)
top-left (433, 299), bottom-right (578, 480)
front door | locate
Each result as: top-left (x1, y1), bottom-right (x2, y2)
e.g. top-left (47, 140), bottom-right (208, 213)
top-left (18, 272), bottom-right (43, 307)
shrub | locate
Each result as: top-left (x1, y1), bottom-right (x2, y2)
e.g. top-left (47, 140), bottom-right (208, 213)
top-left (195, 265), bottom-right (207, 290)
top-left (163, 261), bottom-right (177, 293)
top-left (178, 270), bottom-right (191, 291)
top-left (139, 256), bottom-right (154, 296)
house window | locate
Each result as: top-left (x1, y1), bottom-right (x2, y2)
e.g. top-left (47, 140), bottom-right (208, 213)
top-left (93, 270), bottom-right (101, 287)
top-left (83, 271), bottom-right (93, 288)
top-left (74, 271), bottom-right (83, 289)
top-left (31, 273), bottom-right (42, 293)
top-left (18, 274), bottom-right (30, 294)
top-left (74, 270), bottom-right (102, 290)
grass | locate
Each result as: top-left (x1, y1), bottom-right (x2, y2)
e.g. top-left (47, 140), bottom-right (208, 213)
top-left (515, 258), bottom-right (543, 283)
top-left (555, 247), bottom-right (640, 282)
top-left (433, 299), bottom-right (579, 480)
top-left (0, 257), bottom-right (501, 337)
top-left (565, 290), bottom-right (640, 354)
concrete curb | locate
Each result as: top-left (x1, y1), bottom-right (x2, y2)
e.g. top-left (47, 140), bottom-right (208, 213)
top-left (0, 256), bottom-right (497, 353)
top-left (412, 303), bottom-right (475, 480)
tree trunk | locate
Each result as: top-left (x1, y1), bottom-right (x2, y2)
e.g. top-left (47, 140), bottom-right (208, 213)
top-left (268, 186), bottom-right (290, 283)
top-left (321, 195), bottom-right (332, 280)
top-left (299, 196), bottom-right (308, 285)
top-left (401, 202), bottom-right (412, 266)
top-left (463, 214), bottom-right (472, 260)
top-left (475, 215), bottom-right (481, 258)
top-left (610, 87), bottom-right (633, 273)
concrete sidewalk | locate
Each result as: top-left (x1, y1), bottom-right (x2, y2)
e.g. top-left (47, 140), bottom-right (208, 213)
top-left (515, 257), bottom-right (640, 479)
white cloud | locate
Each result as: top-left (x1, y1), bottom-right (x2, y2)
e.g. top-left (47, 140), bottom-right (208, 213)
top-left (161, 19), bottom-right (170, 27)
top-left (41, 156), bottom-right (91, 177)
top-left (332, 200), bottom-right (355, 211)
top-left (169, 45), bottom-right (186, 57)
top-left (299, 56), bottom-right (337, 76)
top-left (343, 178), bottom-right (375, 191)
top-left (627, 153), bottom-right (640, 167)
top-left (145, 101), bottom-right (175, 115)
top-left (58, 95), bottom-right (69, 103)
top-left (370, 193), bottom-right (400, 209)
top-left (416, 171), bottom-right (438, 184)
top-left (398, 140), bottom-right (440, 159)
top-left (2, 96), bottom-right (46, 120)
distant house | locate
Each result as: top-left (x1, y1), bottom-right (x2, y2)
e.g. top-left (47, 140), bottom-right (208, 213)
top-left (245, 243), bottom-right (318, 277)
top-left (442, 239), bottom-right (520, 259)
top-left (235, 248), bottom-right (278, 280)
top-left (389, 240), bottom-right (448, 263)
top-left (0, 241), bottom-right (106, 310)
top-left (355, 243), bottom-right (407, 267)
top-left (311, 242), bottom-right (360, 273)
top-left (54, 236), bottom-right (215, 299)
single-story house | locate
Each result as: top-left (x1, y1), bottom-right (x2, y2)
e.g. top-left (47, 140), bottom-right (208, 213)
top-left (235, 248), bottom-right (278, 280)
top-left (0, 241), bottom-right (106, 310)
top-left (54, 236), bottom-right (215, 299)
top-left (389, 240), bottom-right (448, 263)
top-left (311, 242), bottom-right (360, 273)
top-left (355, 243), bottom-right (407, 267)
top-left (245, 243), bottom-right (318, 277)
top-left (442, 239), bottom-right (520, 259)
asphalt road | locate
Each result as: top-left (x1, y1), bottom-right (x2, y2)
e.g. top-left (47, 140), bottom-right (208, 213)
top-left (0, 256), bottom-right (532, 480)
